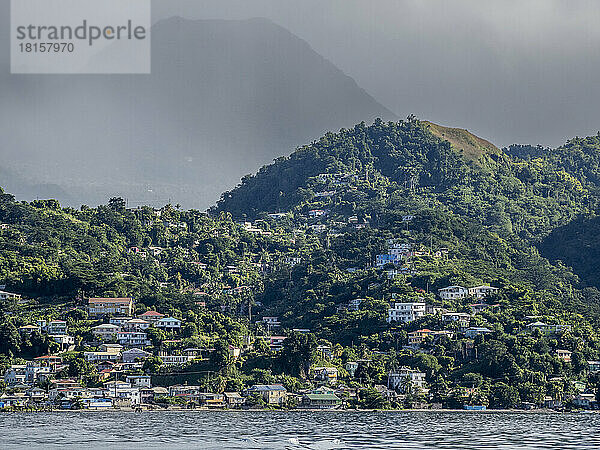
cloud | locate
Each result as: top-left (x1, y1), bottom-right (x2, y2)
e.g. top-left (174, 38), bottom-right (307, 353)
top-left (152, 0), bottom-right (600, 147)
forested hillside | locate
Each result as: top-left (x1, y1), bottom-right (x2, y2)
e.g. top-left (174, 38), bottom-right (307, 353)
top-left (1, 117), bottom-right (600, 410)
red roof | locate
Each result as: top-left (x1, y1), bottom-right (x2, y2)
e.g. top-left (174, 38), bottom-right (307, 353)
top-left (139, 310), bottom-right (164, 317)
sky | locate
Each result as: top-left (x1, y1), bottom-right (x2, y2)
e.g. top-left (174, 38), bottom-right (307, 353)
top-left (152, 0), bottom-right (600, 148)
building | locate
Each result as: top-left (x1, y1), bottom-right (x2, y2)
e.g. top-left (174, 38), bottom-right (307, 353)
top-left (155, 317), bottom-right (182, 330)
top-left (18, 324), bottom-right (41, 335)
top-left (408, 329), bottom-right (436, 346)
top-left (302, 392), bottom-right (342, 409)
top-left (387, 302), bottom-right (426, 323)
top-left (375, 253), bottom-right (403, 268)
top-left (468, 286), bottom-right (499, 299)
top-left (122, 348), bottom-right (152, 363)
top-left (84, 351), bottom-right (121, 363)
top-left (442, 312), bottom-right (471, 328)
top-left (469, 303), bottom-right (500, 314)
top-left (588, 361), bottom-right (600, 372)
top-left (92, 324), bottom-right (120, 340)
top-left (311, 366), bottom-right (338, 383)
top-left (425, 304), bottom-right (447, 315)
top-left (109, 316), bottom-right (133, 326)
top-left (49, 335), bottom-right (75, 348)
top-left (345, 361), bottom-right (359, 377)
top-left (464, 327), bottom-right (492, 338)
top-left (262, 317), bottom-right (281, 329)
top-left (88, 298), bottom-right (134, 317)
top-left (224, 392), bottom-right (246, 408)
top-left (137, 310), bottom-right (165, 322)
top-left (527, 322), bottom-right (572, 335)
top-left (125, 375), bottom-right (151, 388)
top-left (388, 368), bottom-right (427, 393)
top-left (348, 298), bottom-right (363, 311)
top-left (556, 349), bottom-right (572, 363)
top-left (266, 336), bottom-right (287, 351)
top-left (0, 290), bottom-right (21, 301)
top-left (572, 393), bottom-right (597, 409)
top-left (47, 320), bottom-right (67, 335)
top-left (122, 318), bottom-right (151, 331)
top-left (160, 355), bottom-right (195, 366)
top-left (117, 331), bottom-right (150, 347)
top-left (4, 365), bottom-right (27, 385)
top-left (245, 384), bottom-right (287, 405)
top-left (438, 286), bottom-right (469, 300)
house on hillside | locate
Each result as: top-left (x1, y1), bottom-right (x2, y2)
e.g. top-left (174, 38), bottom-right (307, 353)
top-left (556, 349), bottom-right (572, 362)
top-left (88, 298), bottom-right (134, 317)
top-left (438, 286), bottom-right (469, 300)
top-left (137, 310), bottom-right (165, 322)
top-left (468, 286), bottom-right (499, 299)
top-left (155, 317), bottom-right (182, 330)
top-left (464, 327), bottom-right (492, 338)
top-left (0, 290), bottom-right (21, 300)
top-left (387, 302), bottom-right (426, 323)
top-left (92, 324), bottom-right (120, 340)
top-left (387, 368), bottom-right (427, 393)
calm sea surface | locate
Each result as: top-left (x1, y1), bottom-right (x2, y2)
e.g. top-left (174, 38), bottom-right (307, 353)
top-left (1, 410), bottom-right (598, 449)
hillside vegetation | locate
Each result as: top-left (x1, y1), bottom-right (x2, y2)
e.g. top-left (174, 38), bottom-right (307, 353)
top-left (1, 117), bottom-right (600, 409)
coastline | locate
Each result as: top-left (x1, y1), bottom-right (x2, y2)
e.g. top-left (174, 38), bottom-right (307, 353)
top-left (2, 407), bottom-right (592, 414)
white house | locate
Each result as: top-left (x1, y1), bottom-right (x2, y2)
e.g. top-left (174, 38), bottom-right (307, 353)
top-left (468, 286), bottom-right (499, 299)
top-left (49, 335), bottom-right (75, 347)
top-left (117, 331), bottom-right (151, 347)
top-left (438, 286), bottom-right (469, 300)
top-left (161, 355), bottom-right (195, 366)
top-left (122, 318), bottom-right (151, 331)
top-left (84, 351), bottom-right (121, 363)
top-left (92, 324), bottom-right (120, 340)
top-left (387, 368), bottom-right (427, 393)
top-left (441, 312), bottom-right (471, 328)
top-left (125, 375), bottom-right (151, 388)
top-left (47, 320), bottom-right (67, 335)
top-left (0, 290), bottom-right (21, 300)
top-left (262, 317), bottom-right (281, 328)
top-left (387, 302), bottom-right (426, 323)
top-left (155, 317), bottom-right (182, 330)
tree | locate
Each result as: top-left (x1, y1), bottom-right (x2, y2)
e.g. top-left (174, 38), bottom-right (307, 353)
top-left (143, 356), bottom-right (163, 373)
top-left (108, 197), bottom-right (126, 212)
top-left (0, 321), bottom-right (21, 356)
top-left (210, 341), bottom-right (232, 372)
top-left (491, 382), bottom-right (520, 408)
top-left (278, 332), bottom-right (317, 378)
top-left (359, 387), bottom-right (390, 409)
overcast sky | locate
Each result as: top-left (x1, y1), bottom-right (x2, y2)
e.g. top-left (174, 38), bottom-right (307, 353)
top-left (152, 0), bottom-right (600, 148)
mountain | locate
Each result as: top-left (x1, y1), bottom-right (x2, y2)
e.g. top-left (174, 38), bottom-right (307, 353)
top-left (213, 117), bottom-right (600, 295)
top-left (0, 14), bottom-right (395, 209)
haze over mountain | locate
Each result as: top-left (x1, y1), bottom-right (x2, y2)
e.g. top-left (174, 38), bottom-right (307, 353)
top-left (0, 13), bottom-right (395, 208)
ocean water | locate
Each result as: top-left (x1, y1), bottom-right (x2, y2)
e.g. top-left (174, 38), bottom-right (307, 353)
top-left (1, 410), bottom-right (599, 449)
